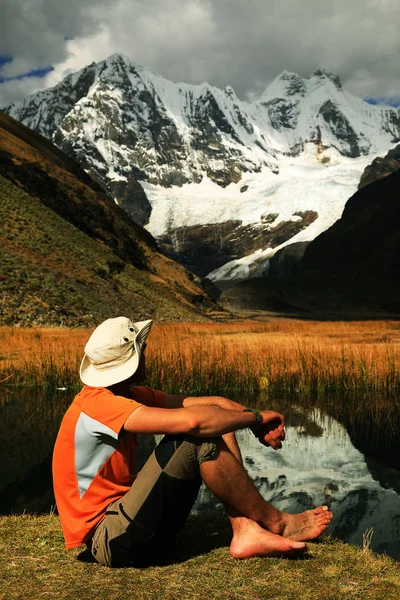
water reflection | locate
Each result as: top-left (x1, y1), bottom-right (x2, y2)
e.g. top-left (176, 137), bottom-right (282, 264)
top-left (0, 386), bottom-right (74, 513)
top-left (194, 409), bottom-right (400, 559)
top-left (1, 389), bottom-right (399, 559)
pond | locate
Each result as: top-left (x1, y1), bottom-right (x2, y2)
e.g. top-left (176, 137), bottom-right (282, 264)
top-left (1, 388), bottom-right (400, 560)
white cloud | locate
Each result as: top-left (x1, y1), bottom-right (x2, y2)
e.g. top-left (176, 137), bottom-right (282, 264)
top-left (1, 0), bottom-right (400, 107)
top-left (0, 77), bottom-right (49, 107)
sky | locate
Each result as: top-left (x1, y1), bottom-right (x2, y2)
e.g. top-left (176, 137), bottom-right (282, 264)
top-left (1, 0), bottom-right (400, 108)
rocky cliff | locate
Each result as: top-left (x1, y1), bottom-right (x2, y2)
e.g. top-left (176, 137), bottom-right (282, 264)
top-left (220, 167), bottom-right (400, 316)
top-left (358, 144), bottom-right (400, 189)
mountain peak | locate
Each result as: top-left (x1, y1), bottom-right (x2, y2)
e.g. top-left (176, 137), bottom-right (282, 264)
top-left (278, 69), bottom-right (301, 80)
top-left (104, 52), bottom-right (131, 66)
top-left (4, 56), bottom-right (400, 289)
top-left (261, 70), bottom-right (306, 100)
top-left (224, 85), bottom-right (236, 97)
top-left (310, 67), bottom-right (342, 89)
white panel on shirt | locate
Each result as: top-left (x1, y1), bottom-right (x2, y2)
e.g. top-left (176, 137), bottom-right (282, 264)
top-left (74, 412), bottom-right (119, 498)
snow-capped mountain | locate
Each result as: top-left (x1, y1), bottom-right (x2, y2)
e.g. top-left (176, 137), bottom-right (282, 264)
top-left (5, 54), bottom-right (400, 283)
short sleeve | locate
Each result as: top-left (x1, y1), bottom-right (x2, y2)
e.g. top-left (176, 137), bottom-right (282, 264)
top-left (130, 386), bottom-right (166, 408)
top-left (81, 387), bottom-right (142, 436)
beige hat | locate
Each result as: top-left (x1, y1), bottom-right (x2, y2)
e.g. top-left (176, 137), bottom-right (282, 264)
top-left (80, 317), bottom-right (152, 387)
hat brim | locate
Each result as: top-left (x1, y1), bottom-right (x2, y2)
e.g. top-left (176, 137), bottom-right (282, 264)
top-left (80, 319), bottom-right (152, 387)
top-left (80, 352), bottom-right (140, 387)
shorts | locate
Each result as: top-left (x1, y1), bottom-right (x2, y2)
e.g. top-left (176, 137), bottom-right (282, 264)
top-left (89, 434), bottom-right (219, 567)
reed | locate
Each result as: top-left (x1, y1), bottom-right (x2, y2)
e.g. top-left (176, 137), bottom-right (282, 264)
top-left (0, 326), bottom-right (85, 390)
top-left (1, 321), bottom-right (399, 398)
top-left (147, 320), bottom-right (400, 398)
top-left (1, 320), bottom-right (399, 486)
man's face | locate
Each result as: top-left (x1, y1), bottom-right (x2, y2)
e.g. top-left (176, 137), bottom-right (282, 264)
top-left (131, 343), bottom-right (147, 383)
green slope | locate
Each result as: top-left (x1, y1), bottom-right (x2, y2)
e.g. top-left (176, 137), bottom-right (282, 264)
top-left (0, 175), bottom-right (212, 326)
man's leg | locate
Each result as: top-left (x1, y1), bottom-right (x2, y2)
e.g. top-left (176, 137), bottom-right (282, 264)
top-left (90, 434), bottom-right (218, 567)
top-left (90, 433), bottom-right (332, 566)
top-left (200, 437), bottom-right (332, 558)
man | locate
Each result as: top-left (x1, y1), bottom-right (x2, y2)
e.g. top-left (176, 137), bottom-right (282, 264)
top-left (53, 316), bottom-right (332, 567)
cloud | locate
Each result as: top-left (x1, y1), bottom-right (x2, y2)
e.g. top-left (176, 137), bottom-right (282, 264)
top-left (1, 0), bottom-right (400, 107)
top-left (0, 0), bottom-right (105, 74)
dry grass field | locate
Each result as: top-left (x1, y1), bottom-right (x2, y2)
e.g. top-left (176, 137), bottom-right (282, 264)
top-left (1, 322), bottom-right (400, 597)
top-left (1, 320), bottom-right (399, 396)
top-left (2, 319), bottom-right (398, 445)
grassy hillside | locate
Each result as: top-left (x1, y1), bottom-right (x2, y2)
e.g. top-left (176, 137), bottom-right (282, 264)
top-left (0, 113), bottom-right (223, 326)
top-left (0, 175), bottom-right (219, 326)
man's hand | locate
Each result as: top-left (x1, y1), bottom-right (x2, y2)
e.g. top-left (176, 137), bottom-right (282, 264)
top-left (253, 411), bottom-right (285, 451)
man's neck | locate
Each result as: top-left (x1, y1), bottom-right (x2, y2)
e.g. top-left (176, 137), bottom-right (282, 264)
top-left (107, 381), bottom-right (132, 398)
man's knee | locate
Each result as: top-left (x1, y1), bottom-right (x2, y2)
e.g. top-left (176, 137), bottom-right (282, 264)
top-left (154, 434), bottom-right (221, 479)
top-left (182, 434), bottom-right (221, 465)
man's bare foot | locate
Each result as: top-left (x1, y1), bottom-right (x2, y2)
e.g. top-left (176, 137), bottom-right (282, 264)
top-left (230, 517), bottom-right (307, 559)
top-left (269, 506), bottom-right (332, 542)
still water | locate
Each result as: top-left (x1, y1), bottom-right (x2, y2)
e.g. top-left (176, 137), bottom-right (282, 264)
top-left (1, 388), bottom-right (400, 560)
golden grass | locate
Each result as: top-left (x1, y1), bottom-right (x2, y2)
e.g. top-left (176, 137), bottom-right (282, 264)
top-left (148, 320), bottom-right (400, 397)
top-left (1, 320), bottom-right (399, 397)
top-left (0, 326), bottom-right (86, 388)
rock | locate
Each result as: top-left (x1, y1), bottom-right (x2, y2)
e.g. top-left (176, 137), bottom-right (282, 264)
top-left (358, 144), bottom-right (400, 189)
top-left (157, 212), bottom-right (318, 278)
top-left (108, 178), bottom-right (151, 226)
top-left (268, 242), bottom-right (310, 278)
top-left (219, 168), bottom-right (400, 316)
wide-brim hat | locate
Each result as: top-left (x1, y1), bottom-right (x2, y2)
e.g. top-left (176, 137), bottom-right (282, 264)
top-left (80, 317), bottom-right (152, 387)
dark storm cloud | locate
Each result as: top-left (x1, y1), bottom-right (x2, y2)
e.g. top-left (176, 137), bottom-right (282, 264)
top-left (1, 0), bottom-right (399, 106)
top-left (128, 0), bottom-right (400, 101)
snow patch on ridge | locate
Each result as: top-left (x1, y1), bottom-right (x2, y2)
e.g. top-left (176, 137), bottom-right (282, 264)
top-left (144, 144), bottom-right (375, 281)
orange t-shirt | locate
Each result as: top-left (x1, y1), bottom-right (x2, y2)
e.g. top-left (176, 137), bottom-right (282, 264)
top-left (52, 385), bottom-right (166, 549)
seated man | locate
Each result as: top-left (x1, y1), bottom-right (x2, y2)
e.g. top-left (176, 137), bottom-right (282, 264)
top-left (53, 316), bottom-right (332, 567)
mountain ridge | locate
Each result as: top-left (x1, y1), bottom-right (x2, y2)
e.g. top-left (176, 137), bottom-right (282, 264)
top-left (4, 54), bottom-right (400, 283)
top-left (6, 54), bottom-right (400, 182)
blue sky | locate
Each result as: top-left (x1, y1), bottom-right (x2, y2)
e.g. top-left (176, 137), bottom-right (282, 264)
top-left (1, 0), bottom-right (400, 107)
top-left (0, 55), bottom-right (53, 84)
top-left (365, 97), bottom-right (400, 108)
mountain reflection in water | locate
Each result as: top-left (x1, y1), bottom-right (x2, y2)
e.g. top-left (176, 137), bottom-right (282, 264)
top-left (193, 410), bottom-right (400, 560)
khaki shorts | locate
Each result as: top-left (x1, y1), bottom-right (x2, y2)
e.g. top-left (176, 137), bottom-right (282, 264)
top-left (89, 434), bottom-right (219, 567)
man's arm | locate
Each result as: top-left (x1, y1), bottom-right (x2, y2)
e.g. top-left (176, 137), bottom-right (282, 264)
top-left (164, 394), bottom-right (285, 451)
top-left (124, 404), bottom-right (255, 436)
top-left (167, 395), bottom-right (244, 462)
top-left (123, 403), bottom-right (285, 449)
top-left (165, 394), bottom-right (246, 412)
